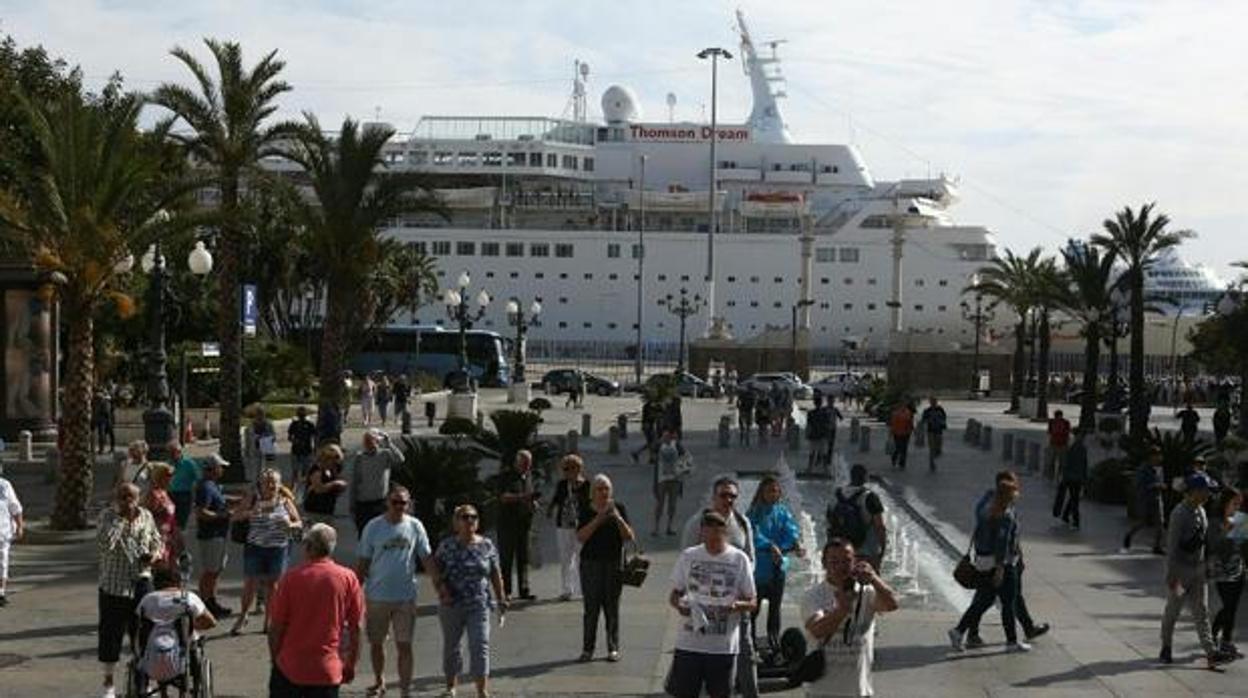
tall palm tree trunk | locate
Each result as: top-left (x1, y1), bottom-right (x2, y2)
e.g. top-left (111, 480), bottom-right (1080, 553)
top-left (1129, 272), bottom-right (1148, 441)
top-left (1036, 311), bottom-right (1051, 420)
top-left (318, 287), bottom-right (352, 419)
top-left (217, 180), bottom-right (244, 478)
top-left (1079, 325), bottom-right (1101, 432)
top-left (1009, 319), bottom-right (1026, 412)
top-left (52, 302), bottom-right (94, 529)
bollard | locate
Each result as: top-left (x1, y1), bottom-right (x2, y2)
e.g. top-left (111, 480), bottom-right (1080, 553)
top-left (859, 426), bottom-right (871, 453)
top-left (401, 410), bottom-right (412, 435)
top-left (1002, 432), bottom-right (1014, 461)
top-left (608, 426), bottom-right (620, 454)
top-left (557, 435), bottom-right (568, 454)
top-left (617, 414), bottom-right (628, 440)
top-left (964, 419), bottom-right (975, 443)
top-left (971, 420), bottom-right (982, 442)
top-left (718, 415), bottom-right (731, 449)
top-left (581, 413), bottom-right (591, 437)
top-left (1014, 438), bottom-right (1026, 467)
top-left (850, 417), bottom-right (861, 443)
top-left (1028, 441), bottom-right (1042, 473)
top-left (19, 430), bottom-right (32, 462)
top-left (981, 425), bottom-right (993, 451)
top-left (567, 429), bottom-right (579, 454)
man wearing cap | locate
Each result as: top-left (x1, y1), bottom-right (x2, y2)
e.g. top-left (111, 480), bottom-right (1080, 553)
top-left (1160, 472), bottom-right (1232, 668)
top-left (194, 453), bottom-right (233, 618)
top-left (350, 429), bottom-right (404, 536)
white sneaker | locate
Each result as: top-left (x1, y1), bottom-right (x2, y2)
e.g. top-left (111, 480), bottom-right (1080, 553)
top-left (947, 627), bottom-right (965, 652)
top-left (1007, 640), bottom-right (1032, 653)
top-left (101, 687), bottom-right (117, 698)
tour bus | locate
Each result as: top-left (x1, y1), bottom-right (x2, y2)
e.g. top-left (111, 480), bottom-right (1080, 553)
top-left (349, 325), bottom-right (511, 387)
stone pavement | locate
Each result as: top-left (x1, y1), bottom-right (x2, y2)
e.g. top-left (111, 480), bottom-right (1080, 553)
top-left (1, 391), bottom-right (1246, 696)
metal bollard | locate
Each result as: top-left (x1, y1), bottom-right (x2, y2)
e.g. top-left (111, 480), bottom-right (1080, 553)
top-left (401, 410), bottom-right (412, 435)
top-left (1014, 438), bottom-right (1026, 467)
top-left (581, 413), bottom-right (591, 437)
top-left (859, 426), bottom-right (871, 453)
top-left (617, 414), bottom-right (628, 440)
top-left (1002, 432), bottom-right (1014, 461)
top-left (567, 429), bottom-right (579, 454)
top-left (718, 415), bottom-right (731, 449)
top-left (608, 426), bottom-right (620, 454)
top-left (981, 425), bottom-right (993, 451)
top-left (19, 430), bottom-right (32, 462)
top-left (1028, 441), bottom-right (1041, 473)
top-left (850, 417), bottom-right (861, 443)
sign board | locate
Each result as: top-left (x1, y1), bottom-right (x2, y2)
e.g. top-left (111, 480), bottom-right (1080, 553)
top-left (628, 123), bottom-right (750, 143)
top-left (242, 284), bottom-right (259, 337)
top-left (201, 342), bottom-right (220, 358)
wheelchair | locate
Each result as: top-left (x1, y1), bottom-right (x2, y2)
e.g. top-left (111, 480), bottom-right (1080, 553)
top-left (123, 553), bottom-right (214, 698)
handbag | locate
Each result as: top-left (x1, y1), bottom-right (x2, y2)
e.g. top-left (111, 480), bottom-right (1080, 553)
top-left (789, 637), bottom-right (829, 686)
top-left (620, 541), bottom-right (650, 587)
top-left (953, 524), bottom-right (985, 590)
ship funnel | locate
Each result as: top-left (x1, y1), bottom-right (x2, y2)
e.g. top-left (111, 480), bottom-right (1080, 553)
top-left (735, 9), bottom-right (792, 144)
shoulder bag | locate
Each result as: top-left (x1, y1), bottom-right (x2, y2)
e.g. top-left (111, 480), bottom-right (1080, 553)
top-left (620, 540), bottom-right (650, 587)
top-left (952, 523), bottom-right (985, 590)
top-left (790, 588), bottom-right (865, 686)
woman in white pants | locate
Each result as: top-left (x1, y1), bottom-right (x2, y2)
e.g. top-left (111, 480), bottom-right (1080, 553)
top-left (0, 475), bottom-right (24, 606)
top-left (359, 374), bottom-right (376, 426)
top-left (546, 455), bottom-right (589, 601)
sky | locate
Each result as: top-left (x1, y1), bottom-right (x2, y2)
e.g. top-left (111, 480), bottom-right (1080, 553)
top-left (3, 0), bottom-right (1246, 279)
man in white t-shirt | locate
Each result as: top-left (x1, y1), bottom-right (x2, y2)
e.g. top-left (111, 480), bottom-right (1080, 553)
top-left (666, 511), bottom-right (757, 698)
top-left (0, 475), bottom-right (24, 606)
top-left (801, 538), bottom-right (899, 697)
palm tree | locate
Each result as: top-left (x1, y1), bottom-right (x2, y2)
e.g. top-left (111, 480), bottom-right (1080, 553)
top-left (0, 91), bottom-right (184, 528)
top-left (969, 248), bottom-right (1042, 413)
top-left (1092, 203), bottom-right (1193, 442)
top-left (1030, 256), bottom-right (1065, 421)
top-left (281, 116), bottom-right (443, 426)
top-left (1059, 240), bottom-right (1119, 431)
top-left (150, 39), bottom-right (296, 474)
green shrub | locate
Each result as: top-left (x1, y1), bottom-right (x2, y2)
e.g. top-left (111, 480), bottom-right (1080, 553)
top-left (439, 417), bottom-right (478, 437)
top-left (1088, 457), bottom-right (1131, 505)
top-left (392, 437), bottom-right (489, 538)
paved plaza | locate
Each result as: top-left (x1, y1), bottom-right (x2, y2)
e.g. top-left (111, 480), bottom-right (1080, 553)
top-left (1, 392), bottom-right (1244, 696)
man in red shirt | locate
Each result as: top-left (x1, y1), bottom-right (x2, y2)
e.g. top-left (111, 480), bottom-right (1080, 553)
top-left (1046, 410), bottom-right (1072, 479)
top-left (268, 523), bottom-right (363, 697)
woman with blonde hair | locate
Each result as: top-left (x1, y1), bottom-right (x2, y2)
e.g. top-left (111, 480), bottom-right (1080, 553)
top-left (547, 454), bottom-right (590, 601)
top-left (230, 468), bottom-right (301, 635)
top-left (143, 463), bottom-right (182, 571)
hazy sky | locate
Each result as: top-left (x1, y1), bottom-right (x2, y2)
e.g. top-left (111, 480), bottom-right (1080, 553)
top-left (3, 0), bottom-right (1245, 278)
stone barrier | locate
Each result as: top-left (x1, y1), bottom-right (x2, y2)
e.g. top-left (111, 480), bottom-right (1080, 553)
top-left (581, 413), bottom-right (591, 437)
top-left (1002, 432), bottom-right (1014, 461)
top-left (567, 429), bottom-right (579, 454)
top-left (608, 426), bottom-right (620, 454)
top-left (617, 414), bottom-right (628, 439)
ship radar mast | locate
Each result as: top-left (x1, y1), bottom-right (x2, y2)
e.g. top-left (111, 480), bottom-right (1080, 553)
top-left (563, 60), bottom-right (591, 122)
top-left (735, 9), bottom-right (792, 144)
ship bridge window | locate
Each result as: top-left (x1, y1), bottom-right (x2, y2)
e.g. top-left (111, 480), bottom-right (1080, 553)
top-left (816, 247), bottom-right (836, 263)
top-left (546, 153), bottom-right (558, 168)
top-left (433, 151), bottom-right (453, 166)
top-left (562, 155), bottom-right (578, 170)
top-left (535, 272), bottom-right (544, 279)
top-left (432, 241), bottom-right (451, 255)
top-left (529, 152), bottom-right (543, 167)
top-left (456, 152), bottom-right (478, 167)
top-left (409, 151), bottom-right (429, 166)
top-left (608, 273), bottom-right (618, 280)
top-left (631, 244), bottom-right (642, 259)
top-left (583, 157), bottom-right (594, 172)
top-left (952, 243), bottom-right (990, 261)
top-left (860, 215), bottom-right (891, 229)
top-left (939, 279), bottom-right (948, 287)
top-left (456, 242), bottom-right (475, 256)
top-left (750, 301), bottom-right (759, 308)
top-left (482, 242), bottom-right (500, 256)
top-left (607, 243), bottom-right (620, 258)
top-left (482, 152), bottom-right (502, 167)
top-left (727, 300), bottom-right (737, 307)
top-left (556, 243), bottom-right (574, 258)
top-left (843, 278), bottom-right (853, 285)
top-left (505, 243), bottom-right (524, 257)
top-left (718, 160), bottom-right (738, 169)
top-left (681, 275), bottom-right (690, 282)
top-left (789, 163), bottom-right (810, 172)
top-left (507, 152), bottom-right (525, 167)
top-left (839, 248), bottom-right (860, 263)
top-left (530, 243), bottom-right (549, 257)
top-left (821, 165), bottom-right (839, 174)
top-left (410, 241), bottom-right (427, 254)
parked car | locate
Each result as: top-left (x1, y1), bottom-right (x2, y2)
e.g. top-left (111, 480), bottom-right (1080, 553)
top-left (739, 372), bottom-right (813, 400)
top-left (540, 369), bottom-right (621, 396)
top-left (646, 371), bottom-right (715, 398)
top-left (811, 372), bottom-right (867, 398)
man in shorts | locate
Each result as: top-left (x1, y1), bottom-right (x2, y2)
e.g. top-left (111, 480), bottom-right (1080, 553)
top-left (355, 485), bottom-right (433, 698)
top-left (193, 454), bottom-right (233, 618)
top-left (666, 511), bottom-right (756, 698)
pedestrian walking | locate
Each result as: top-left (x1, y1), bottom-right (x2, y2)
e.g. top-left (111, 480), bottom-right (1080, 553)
top-left (1052, 428), bottom-right (1088, 529)
top-left (769, 382), bottom-right (787, 437)
top-left (117, 439), bottom-right (151, 492)
top-left (1159, 472), bottom-right (1233, 669)
top-left (801, 538), bottom-right (900, 697)
top-left (1122, 446), bottom-right (1167, 555)
top-left (97, 483), bottom-right (163, 698)
top-left (430, 504), bottom-right (507, 698)
top-left (949, 477), bottom-right (1030, 652)
top-left (1207, 486), bottom-right (1244, 657)
top-left (680, 477), bottom-right (759, 697)
top-left (193, 453), bottom-right (233, 619)
top-left (288, 405), bottom-right (317, 485)
top-left (918, 397), bottom-right (948, 472)
top-left (632, 395), bottom-right (664, 464)
top-left (93, 389), bottom-right (116, 454)
top-left (350, 429), bottom-right (404, 536)
top-left (143, 463), bottom-right (183, 573)
top-left (754, 392), bottom-right (771, 447)
top-left (577, 473), bottom-right (636, 662)
top-left (1177, 401), bottom-right (1201, 442)
top-left (805, 394), bottom-right (834, 474)
top-left (268, 523), bottom-right (364, 696)
top-left (653, 431), bottom-right (690, 536)
top-left (888, 402), bottom-right (914, 470)
top-left (666, 511), bottom-right (757, 698)
top-left (746, 476), bottom-right (802, 655)
top-left (736, 389), bottom-right (755, 447)
top-left (1214, 403), bottom-right (1232, 447)
top-left (496, 449), bottom-right (539, 600)
top-left (1046, 410), bottom-right (1072, 479)
top-left (547, 455), bottom-right (589, 601)
top-left (361, 374), bottom-right (377, 427)
top-left (376, 376), bottom-right (393, 427)
top-left (355, 485), bottom-right (434, 697)
top-left (167, 441), bottom-right (201, 531)
top-left (230, 468), bottom-right (302, 636)
top-left (303, 444), bottom-right (348, 528)
top-left (827, 465), bottom-right (887, 573)
top-left (393, 375), bottom-right (411, 421)
top-left (0, 474), bottom-right (24, 606)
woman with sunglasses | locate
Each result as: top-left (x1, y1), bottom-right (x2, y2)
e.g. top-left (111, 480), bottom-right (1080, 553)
top-left (547, 455), bottom-right (590, 601)
top-left (430, 504), bottom-right (506, 698)
top-left (576, 473), bottom-right (636, 662)
top-left (231, 468), bottom-right (302, 636)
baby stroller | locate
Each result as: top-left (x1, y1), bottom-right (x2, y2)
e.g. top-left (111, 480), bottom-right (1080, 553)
top-left (124, 553), bottom-right (214, 698)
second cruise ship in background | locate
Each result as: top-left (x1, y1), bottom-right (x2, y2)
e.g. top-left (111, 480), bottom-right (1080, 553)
top-left (332, 11), bottom-right (1005, 357)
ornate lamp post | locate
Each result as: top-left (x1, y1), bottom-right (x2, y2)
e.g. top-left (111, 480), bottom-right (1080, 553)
top-left (697, 46), bottom-right (732, 337)
top-left (139, 215), bottom-right (213, 461)
top-left (1106, 286), bottom-right (1130, 410)
top-left (961, 273), bottom-right (994, 399)
top-left (1216, 287), bottom-right (1248, 438)
top-left (505, 297), bottom-right (541, 404)
top-left (791, 299), bottom-right (815, 378)
top-left (660, 287), bottom-right (704, 374)
top-left (442, 271), bottom-right (490, 419)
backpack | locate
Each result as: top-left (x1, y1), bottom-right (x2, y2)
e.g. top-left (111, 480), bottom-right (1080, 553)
top-left (826, 488), bottom-right (870, 547)
top-left (140, 619), bottom-right (186, 683)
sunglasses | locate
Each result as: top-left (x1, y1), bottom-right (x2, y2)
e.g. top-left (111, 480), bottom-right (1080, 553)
top-left (389, 499), bottom-right (410, 506)
top-left (717, 492), bottom-right (739, 501)
top-left (459, 513), bottom-right (479, 521)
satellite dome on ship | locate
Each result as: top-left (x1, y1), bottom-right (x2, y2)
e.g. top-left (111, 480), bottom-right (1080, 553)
top-left (601, 85), bottom-right (641, 124)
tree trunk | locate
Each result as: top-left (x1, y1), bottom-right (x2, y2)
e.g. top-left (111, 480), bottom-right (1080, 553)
top-left (1008, 318), bottom-right (1025, 412)
top-left (1129, 269), bottom-right (1147, 442)
top-left (51, 301), bottom-right (94, 530)
top-left (1036, 310), bottom-right (1051, 420)
top-left (1079, 325), bottom-right (1101, 432)
top-left (217, 178), bottom-right (244, 480)
top-left (318, 285), bottom-right (352, 415)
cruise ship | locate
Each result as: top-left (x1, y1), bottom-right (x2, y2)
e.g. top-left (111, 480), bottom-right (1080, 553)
top-left (1142, 248), bottom-right (1228, 315)
top-left (296, 12), bottom-right (1004, 356)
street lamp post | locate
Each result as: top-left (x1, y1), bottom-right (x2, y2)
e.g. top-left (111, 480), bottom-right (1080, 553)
top-left (698, 46), bottom-right (732, 337)
top-left (1106, 287), bottom-right (1129, 410)
top-left (791, 299), bottom-right (815, 378)
top-left (442, 271), bottom-right (491, 391)
top-left (660, 287), bottom-right (704, 374)
top-left (1216, 288), bottom-right (1248, 438)
top-left (506, 298), bottom-right (541, 404)
top-left (961, 273), bottom-right (994, 399)
top-left (635, 154), bottom-right (647, 387)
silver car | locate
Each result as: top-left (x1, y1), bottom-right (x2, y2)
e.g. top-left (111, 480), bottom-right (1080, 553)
top-left (739, 372), bottom-right (813, 400)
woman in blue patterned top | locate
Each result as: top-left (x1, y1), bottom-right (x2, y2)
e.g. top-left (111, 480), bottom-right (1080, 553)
top-left (431, 503), bottom-right (506, 698)
top-left (746, 475), bottom-right (802, 655)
